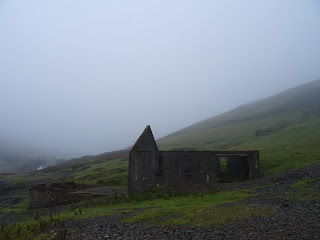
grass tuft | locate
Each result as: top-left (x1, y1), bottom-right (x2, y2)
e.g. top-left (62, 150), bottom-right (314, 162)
top-left (291, 178), bottom-right (318, 188)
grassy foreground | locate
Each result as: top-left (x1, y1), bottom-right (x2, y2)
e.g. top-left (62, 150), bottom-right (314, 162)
top-left (1, 168), bottom-right (319, 239)
top-left (0, 188), bottom-right (267, 240)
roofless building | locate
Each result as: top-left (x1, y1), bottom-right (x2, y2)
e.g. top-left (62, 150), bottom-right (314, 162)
top-left (129, 126), bottom-right (260, 193)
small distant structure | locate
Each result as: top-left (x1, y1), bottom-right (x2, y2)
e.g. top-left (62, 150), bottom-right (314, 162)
top-left (129, 126), bottom-right (260, 193)
top-left (37, 165), bottom-right (45, 170)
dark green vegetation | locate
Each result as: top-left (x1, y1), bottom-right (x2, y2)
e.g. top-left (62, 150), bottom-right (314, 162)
top-left (0, 157), bottom-right (128, 192)
top-left (158, 79), bottom-right (320, 175)
top-left (65, 158), bottom-right (128, 186)
top-left (283, 178), bottom-right (320, 201)
top-left (123, 189), bottom-right (265, 226)
top-left (0, 187), bottom-right (266, 239)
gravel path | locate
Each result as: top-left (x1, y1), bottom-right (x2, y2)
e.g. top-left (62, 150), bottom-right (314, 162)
top-left (48, 163), bottom-right (320, 240)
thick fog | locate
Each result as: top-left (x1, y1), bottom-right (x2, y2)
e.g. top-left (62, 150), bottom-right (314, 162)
top-left (0, 0), bottom-right (320, 157)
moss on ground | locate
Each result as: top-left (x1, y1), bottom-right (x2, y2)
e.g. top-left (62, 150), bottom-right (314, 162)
top-left (164, 205), bottom-right (270, 226)
top-left (0, 188), bottom-right (259, 239)
top-left (280, 177), bottom-right (320, 202)
top-left (291, 178), bottom-right (318, 188)
top-left (123, 189), bottom-right (254, 225)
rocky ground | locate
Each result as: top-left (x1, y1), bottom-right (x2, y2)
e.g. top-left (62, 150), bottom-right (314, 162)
top-left (45, 163), bottom-right (320, 240)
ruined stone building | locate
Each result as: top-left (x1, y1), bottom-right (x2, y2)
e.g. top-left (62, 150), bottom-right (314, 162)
top-left (129, 126), bottom-right (260, 193)
top-left (28, 182), bottom-right (99, 209)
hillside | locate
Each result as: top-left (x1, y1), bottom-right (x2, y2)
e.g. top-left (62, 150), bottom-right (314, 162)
top-left (0, 145), bottom-right (48, 173)
top-left (0, 141), bottom-right (74, 173)
top-left (158, 79), bottom-right (320, 174)
top-left (1, 80), bottom-right (320, 239)
top-left (2, 80), bottom-right (319, 186)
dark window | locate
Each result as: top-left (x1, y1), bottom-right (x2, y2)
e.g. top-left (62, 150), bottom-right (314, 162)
top-left (155, 155), bottom-right (164, 175)
top-left (184, 155), bottom-right (193, 176)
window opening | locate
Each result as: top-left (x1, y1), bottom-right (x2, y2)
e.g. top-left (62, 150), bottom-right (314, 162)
top-left (219, 157), bottom-right (228, 174)
top-left (184, 155), bottom-right (193, 176)
top-left (155, 155), bottom-right (164, 175)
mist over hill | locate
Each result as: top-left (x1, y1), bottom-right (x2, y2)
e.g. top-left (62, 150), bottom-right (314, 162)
top-left (0, 141), bottom-right (76, 173)
top-left (57, 79), bottom-right (320, 175)
top-left (158, 79), bottom-right (320, 174)
top-left (161, 79), bottom-right (320, 137)
top-left (2, 79), bottom-right (320, 174)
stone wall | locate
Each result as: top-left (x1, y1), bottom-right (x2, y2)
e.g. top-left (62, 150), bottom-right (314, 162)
top-left (129, 126), bottom-right (261, 193)
top-left (28, 182), bottom-right (99, 209)
top-left (129, 150), bottom-right (260, 193)
top-left (129, 151), bottom-right (218, 192)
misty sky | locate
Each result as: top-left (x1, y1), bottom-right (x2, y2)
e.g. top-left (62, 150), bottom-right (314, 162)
top-left (0, 0), bottom-right (320, 156)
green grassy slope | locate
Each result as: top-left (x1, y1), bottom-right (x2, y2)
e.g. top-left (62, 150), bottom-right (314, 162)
top-left (65, 158), bottom-right (128, 186)
top-left (158, 79), bottom-right (320, 174)
top-left (0, 157), bottom-right (129, 190)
